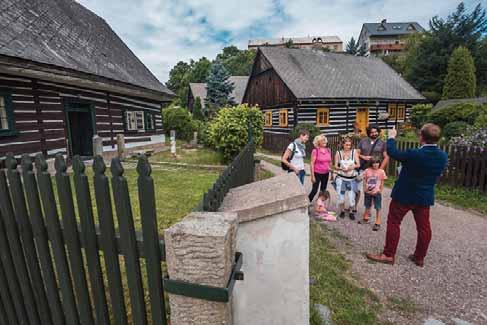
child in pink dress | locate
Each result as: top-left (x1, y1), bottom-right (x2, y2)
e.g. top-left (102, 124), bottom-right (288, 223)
top-left (314, 191), bottom-right (337, 221)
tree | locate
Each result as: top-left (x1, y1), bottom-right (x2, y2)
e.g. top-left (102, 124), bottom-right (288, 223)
top-left (403, 2), bottom-right (487, 96)
top-left (216, 46), bottom-right (256, 76)
top-left (205, 62), bottom-right (234, 117)
top-left (346, 37), bottom-right (358, 55)
top-left (166, 61), bottom-right (191, 94)
top-left (476, 37), bottom-right (487, 95)
top-left (357, 43), bottom-right (367, 56)
top-left (442, 46), bottom-right (477, 99)
top-left (192, 97), bottom-right (204, 120)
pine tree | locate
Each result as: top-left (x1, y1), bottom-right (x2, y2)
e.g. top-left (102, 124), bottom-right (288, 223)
top-left (357, 43), bottom-right (367, 56)
top-left (442, 46), bottom-right (477, 99)
top-left (192, 97), bottom-right (205, 120)
top-left (205, 62), bottom-right (234, 117)
top-left (346, 37), bottom-right (358, 54)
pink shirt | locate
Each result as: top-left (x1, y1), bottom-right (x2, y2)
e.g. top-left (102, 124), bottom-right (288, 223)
top-left (364, 168), bottom-right (387, 193)
top-left (311, 148), bottom-right (332, 174)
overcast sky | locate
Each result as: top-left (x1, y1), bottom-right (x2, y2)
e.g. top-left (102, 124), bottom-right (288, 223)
top-left (78, 0), bottom-right (482, 84)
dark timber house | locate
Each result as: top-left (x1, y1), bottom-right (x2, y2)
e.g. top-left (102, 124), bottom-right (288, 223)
top-left (242, 47), bottom-right (425, 148)
top-left (0, 0), bottom-right (174, 159)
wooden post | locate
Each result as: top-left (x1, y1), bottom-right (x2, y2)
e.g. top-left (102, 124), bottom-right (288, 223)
top-left (170, 130), bottom-right (176, 156)
top-left (117, 134), bottom-right (125, 159)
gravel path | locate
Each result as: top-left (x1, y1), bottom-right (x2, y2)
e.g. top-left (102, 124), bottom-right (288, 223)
top-left (259, 157), bottom-right (487, 324)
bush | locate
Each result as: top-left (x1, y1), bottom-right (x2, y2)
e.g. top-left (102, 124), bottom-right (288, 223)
top-left (442, 46), bottom-right (477, 99)
top-left (208, 104), bottom-right (264, 161)
top-left (192, 120), bottom-right (211, 146)
top-left (450, 127), bottom-right (487, 147)
top-left (410, 104), bottom-right (433, 129)
top-left (428, 102), bottom-right (484, 128)
top-left (192, 97), bottom-right (205, 121)
top-left (442, 121), bottom-right (470, 139)
top-left (290, 123), bottom-right (322, 141)
top-left (162, 106), bottom-right (195, 141)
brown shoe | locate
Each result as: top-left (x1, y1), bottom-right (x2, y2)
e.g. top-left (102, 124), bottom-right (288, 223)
top-left (408, 254), bottom-right (424, 267)
top-left (366, 253), bottom-right (394, 265)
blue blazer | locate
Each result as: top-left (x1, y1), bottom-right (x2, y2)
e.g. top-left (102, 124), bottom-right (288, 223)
top-left (387, 139), bottom-right (448, 206)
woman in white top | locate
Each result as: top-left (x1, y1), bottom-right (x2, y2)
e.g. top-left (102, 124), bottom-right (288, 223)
top-left (281, 129), bottom-right (310, 185)
top-left (333, 137), bottom-right (360, 220)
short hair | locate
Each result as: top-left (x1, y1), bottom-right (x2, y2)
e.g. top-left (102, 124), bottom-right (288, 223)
top-left (313, 134), bottom-right (328, 148)
top-left (341, 136), bottom-right (353, 146)
top-left (370, 156), bottom-right (382, 165)
top-left (318, 190), bottom-right (330, 200)
top-left (421, 123), bottom-right (441, 144)
top-left (298, 129), bottom-right (310, 137)
top-left (366, 125), bottom-right (381, 137)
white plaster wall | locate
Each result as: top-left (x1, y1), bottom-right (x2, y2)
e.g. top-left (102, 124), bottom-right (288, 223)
top-left (233, 207), bottom-right (309, 325)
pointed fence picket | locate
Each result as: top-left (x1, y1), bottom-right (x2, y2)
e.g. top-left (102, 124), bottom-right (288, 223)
top-left (0, 153), bottom-right (168, 325)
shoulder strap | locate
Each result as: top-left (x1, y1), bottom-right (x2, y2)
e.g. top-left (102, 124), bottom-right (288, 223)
top-left (368, 139), bottom-right (380, 156)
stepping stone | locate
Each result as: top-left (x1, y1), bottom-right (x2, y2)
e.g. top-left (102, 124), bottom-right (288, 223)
top-left (313, 304), bottom-right (333, 325)
top-left (452, 318), bottom-right (473, 325)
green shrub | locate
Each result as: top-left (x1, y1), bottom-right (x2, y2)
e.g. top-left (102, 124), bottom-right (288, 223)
top-left (192, 120), bottom-right (212, 146)
top-left (162, 106), bottom-right (195, 140)
top-left (442, 121), bottom-right (470, 139)
top-left (422, 91), bottom-right (442, 103)
top-left (410, 104), bottom-right (433, 129)
top-left (208, 104), bottom-right (264, 161)
top-left (192, 97), bottom-right (205, 121)
top-left (290, 123), bottom-right (321, 141)
top-left (442, 46), bottom-right (477, 99)
top-left (428, 102), bottom-right (484, 127)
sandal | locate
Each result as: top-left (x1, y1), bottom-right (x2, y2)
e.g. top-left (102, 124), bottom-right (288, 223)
top-left (372, 224), bottom-right (381, 231)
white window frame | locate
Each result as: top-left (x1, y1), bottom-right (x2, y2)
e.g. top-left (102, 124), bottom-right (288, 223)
top-left (0, 96), bottom-right (8, 130)
top-left (125, 111), bottom-right (146, 131)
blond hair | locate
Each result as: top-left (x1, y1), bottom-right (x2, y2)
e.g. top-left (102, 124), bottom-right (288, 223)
top-left (313, 134), bottom-right (328, 148)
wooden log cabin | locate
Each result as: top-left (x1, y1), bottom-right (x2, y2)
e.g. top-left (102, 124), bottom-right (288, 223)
top-left (243, 47), bottom-right (425, 149)
top-left (0, 0), bottom-right (174, 159)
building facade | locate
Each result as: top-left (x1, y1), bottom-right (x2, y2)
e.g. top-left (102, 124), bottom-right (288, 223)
top-left (0, 0), bottom-right (174, 158)
top-left (357, 20), bottom-right (425, 56)
top-left (248, 36), bottom-right (343, 52)
top-left (242, 47), bottom-right (425, 150)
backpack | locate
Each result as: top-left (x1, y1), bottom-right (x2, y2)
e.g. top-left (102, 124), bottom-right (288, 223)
top-left (281, 142), bottom-right (296, 171)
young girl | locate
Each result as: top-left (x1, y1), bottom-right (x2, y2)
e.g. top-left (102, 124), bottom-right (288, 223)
top-left (314, 191), bottom-right (336, 221)
top-left (358, 157), bottom-right (387, 231)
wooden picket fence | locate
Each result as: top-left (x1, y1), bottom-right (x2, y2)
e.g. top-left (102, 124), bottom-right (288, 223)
top-left (0, 153), bottom-right (167, 325)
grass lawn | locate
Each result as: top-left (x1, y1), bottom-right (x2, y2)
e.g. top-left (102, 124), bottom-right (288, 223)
top-left (310, 221), bottom-right (382, 325)
top-left (150, 145), bottom-right (224, 166)
top-left (384, 177), bottom-right (487, 215)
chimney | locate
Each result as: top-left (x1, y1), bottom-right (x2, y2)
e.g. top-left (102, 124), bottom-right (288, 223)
top-left (381, 19), bottom-right (387, 24)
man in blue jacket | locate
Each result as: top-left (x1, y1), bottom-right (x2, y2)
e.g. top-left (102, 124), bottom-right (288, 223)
top-left (367, 123), bottom-right (448, 267)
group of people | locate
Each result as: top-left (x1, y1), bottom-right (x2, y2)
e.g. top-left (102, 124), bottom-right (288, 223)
top-left (281, 123), bottom-right (448, 267)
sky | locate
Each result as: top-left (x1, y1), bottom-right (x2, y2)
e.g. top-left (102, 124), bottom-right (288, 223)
top-left (77, 0), bottom-right (484, 84)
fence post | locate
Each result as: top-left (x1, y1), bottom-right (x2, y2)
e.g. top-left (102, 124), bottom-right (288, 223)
top-left (165, 212), bottom-right (238, 325)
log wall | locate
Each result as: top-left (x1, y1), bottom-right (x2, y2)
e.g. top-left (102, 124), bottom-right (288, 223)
top-left (0, 73), bottom-right (166, 157)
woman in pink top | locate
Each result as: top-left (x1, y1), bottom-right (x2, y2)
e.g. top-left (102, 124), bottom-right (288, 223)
top-left (309, 134), bottom-right (332, 202)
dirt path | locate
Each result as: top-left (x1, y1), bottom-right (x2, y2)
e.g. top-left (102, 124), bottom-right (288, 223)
top-left (259, 156), bottom-right (487, 325)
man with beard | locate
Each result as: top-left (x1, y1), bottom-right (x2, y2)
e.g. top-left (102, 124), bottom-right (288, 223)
top-left (355, 125), bottom-right (389, 224)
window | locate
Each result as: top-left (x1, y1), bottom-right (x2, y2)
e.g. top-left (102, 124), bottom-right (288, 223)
top-left (125, 111), bottom-right (145, 131)
top-left (279, 109), bottom-right (288, 127)
top-left (264, 111), bottom-right (272, 127)
top-left (316, 108), bottom-right (330, 126)
top-left (0, 93), bottom-right (15, 136)
top-left (145, 112), bottom-right (155, 131)
top-left (388, 103), bottom-right (406, 120)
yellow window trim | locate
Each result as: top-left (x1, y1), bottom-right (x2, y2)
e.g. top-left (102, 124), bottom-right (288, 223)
top-left (397, 104), bottom-right (406, 119)
top-left (316, 108), bottom-right (330, 126)
top-left (388, 103), bottom-right (406, 120)
top-left (264, 111), bottom-right (272, 127)
top-left (279, 109), bottom-right (288, 127)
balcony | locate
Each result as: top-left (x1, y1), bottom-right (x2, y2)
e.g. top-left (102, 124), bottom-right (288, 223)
top-left (370, 43), bottom-right (405, 52)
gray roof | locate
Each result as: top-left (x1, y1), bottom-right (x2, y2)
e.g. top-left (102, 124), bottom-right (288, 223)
top-left (362, 22), bottom-right (425, 37)
top-left (190, 76), bottom-right (249, 107)
top-left (434, 97), bottom-right (487, 111)
top-left (249, 36), bottom-right (342, 47)
top-left (259, 47), bottom-right (424, 100)
top-left (0, 0), bottom-right (172, 96)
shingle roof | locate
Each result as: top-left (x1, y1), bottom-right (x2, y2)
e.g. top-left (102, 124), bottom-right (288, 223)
top-left (434, 97), bottom-right (487, 111)
top-left (189, 76), bottom-right (249, 107)
top-left (0, 0), bottom-right (173, 96)
top-left (249, 36), bottom-right (342, 47)
top-left (259, 47), bottom-right (424, 100)
top-left (363, 22), bottom-right (425, 37)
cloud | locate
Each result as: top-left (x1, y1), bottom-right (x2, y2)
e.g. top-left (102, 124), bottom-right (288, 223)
top-left (77, 0), bottom-right (479, 84)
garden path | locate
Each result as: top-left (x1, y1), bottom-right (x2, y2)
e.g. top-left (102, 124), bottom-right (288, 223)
top-left (259, 155), bottom-right (487, 325)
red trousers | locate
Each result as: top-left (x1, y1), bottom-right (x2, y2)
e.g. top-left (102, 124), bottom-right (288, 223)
top-left (383, 200), bottom-right (431, 261)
